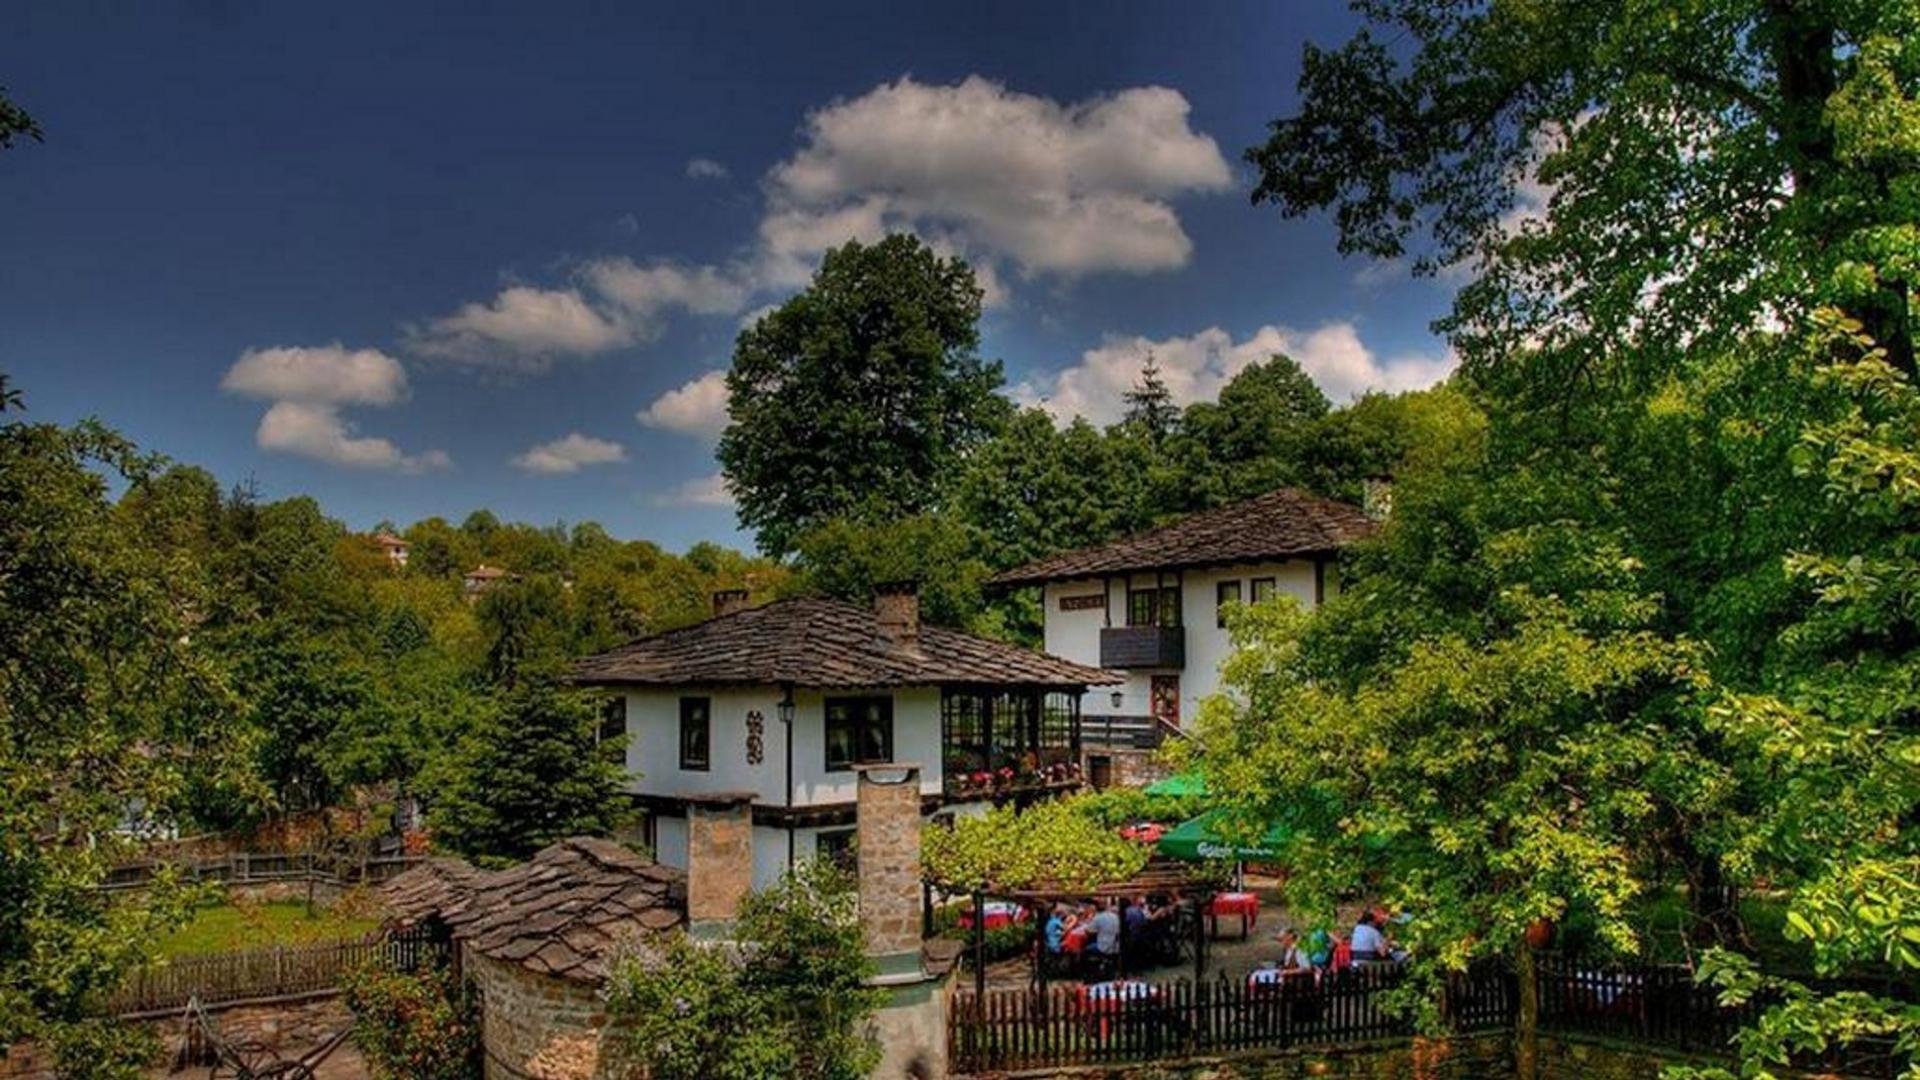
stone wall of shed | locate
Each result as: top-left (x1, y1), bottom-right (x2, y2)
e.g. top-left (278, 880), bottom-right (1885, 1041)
top-left (472, 951), bottom-right (624, 1080)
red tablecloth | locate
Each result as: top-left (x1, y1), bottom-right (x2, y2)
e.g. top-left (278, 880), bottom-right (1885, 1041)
top-left (1075, 980), bottom-right (1157, 1036)
top-left (958, 901), bottom-right (1027, 932)
top-left (1209, 891), bottom-right (1260, 935)
top-left (1119, 821), bottom-right (1167, 844)
top-left (1062, 927), bottom-right (1089, 954)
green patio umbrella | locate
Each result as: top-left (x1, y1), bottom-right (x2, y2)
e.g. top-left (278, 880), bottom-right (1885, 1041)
top-left (1155, 807), bottom-right (1294, 862)
top-left (1143, 771), bottom-right (1209, 798)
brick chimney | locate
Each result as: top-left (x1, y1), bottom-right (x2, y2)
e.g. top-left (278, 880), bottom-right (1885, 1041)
top-left (855, 763), bottom-right (923, 972)
top-left (1362, 474), bottom-right (1394, 522)
top-left (873, 581), bottom-right (919, 644)
top-left (685, 792), bottom-right (755, 936)
top-left (711, 588), bottom-right (751, 618)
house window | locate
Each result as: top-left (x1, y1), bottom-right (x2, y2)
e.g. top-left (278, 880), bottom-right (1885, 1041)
top-left (678, 697), bottom-right (711, 772)
top-left (1216, 580), bottom-right (1242, 627)
top-left (815, 828), bottom-right (857, 873)
top-left (1251, 577), bottom-right (1277, 603)
top-left (940, 688), bottom-right (1081, 794)
top-left (825, 697), bottom-right (892, 772)
top-left (1127, 585), bottom-right (1181, 628)
top-left (598, 696), bottom-right (627, 765)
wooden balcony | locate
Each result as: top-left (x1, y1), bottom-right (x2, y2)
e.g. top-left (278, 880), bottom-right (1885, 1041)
top-left (1100, 625), bottom-right (1185, 669)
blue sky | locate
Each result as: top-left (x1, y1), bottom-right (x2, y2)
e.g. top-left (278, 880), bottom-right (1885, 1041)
top-left (3, 2), bottom-right (1459, 551)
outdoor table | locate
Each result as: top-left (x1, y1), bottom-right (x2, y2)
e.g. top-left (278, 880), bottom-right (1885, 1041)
top-left (1119, 821), bottom-right (1166, 844)
top-left (958, 900), bottom-right (1025, 932)
top-left (1209, 891), bottom-right (1260, 938)
top-left (1062, 927), bottom-right (1089, 954)
top-left (1075, 979), bottom-right (1158, 1037)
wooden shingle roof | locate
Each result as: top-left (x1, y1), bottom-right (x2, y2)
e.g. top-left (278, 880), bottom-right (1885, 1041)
top-left (570, 597), bottom-right (1118, 689)
top-left (988, 487), bottom-right (1378, 588)
top-left (381, 837), bottom-right (686, 982)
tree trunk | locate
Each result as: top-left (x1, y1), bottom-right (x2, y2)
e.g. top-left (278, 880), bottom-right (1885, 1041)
top-left (1515, 941), bottom-right (1540, 1080)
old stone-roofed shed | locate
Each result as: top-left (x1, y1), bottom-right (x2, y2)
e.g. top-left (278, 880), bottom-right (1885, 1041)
top-left (382, 837), bottom-right (687, 1078)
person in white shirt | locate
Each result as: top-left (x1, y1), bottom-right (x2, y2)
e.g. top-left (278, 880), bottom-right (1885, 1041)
top-left (1275, 928), bottom-right (1311, 974)
top-left (1350, 911), bottom-right (1389, 960)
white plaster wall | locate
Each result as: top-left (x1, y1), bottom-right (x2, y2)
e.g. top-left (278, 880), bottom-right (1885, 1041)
top-left (624, 686), bottom-right (787, 804)
top-left (1044, 559), bottom-right (1329, 726)
top-left (654, 814), bottom-right (689, 871)
top-left (789, 686), bottom-right (944, 806)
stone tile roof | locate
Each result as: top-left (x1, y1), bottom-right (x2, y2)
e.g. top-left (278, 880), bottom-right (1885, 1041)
top-left (570, 597), bottom-right (1119, 689)
top-left (989, 487), bottom-right (1378, 587)
top-left (381, 837), bottom-right (686, 982)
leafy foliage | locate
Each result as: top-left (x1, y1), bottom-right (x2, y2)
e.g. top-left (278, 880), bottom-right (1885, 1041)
top-left (341, 961), bottom-right (480, 1080)
top-left (420, 680), bottom-right (628, 864)
top-left (921, 795), bottom-right (1151, 893)
top-left (606, 861), bottom-right (882, 1080)
top-left (718, 234), bottom-right (1010, 556)
top-left (0, 407), bottom-right (251, 1077)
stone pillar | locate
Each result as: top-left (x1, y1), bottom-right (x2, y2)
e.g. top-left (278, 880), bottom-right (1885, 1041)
top-left (855, 764), bottom-right (923, 970)
top-left (686, 793), bottom-right (754, 936)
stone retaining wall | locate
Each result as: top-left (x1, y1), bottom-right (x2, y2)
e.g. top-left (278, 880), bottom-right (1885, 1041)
top-left (0, 994), bottom-right (350, 1080)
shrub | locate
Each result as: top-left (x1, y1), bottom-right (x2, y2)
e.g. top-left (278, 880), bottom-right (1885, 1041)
top-left (341, 961), bottom-right (479, 1080)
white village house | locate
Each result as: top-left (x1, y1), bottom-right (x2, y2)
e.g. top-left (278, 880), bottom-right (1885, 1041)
top-left (987, 486), bottom-right (1384, 776)
top-left (572, 584), bottom-right (1117, 888)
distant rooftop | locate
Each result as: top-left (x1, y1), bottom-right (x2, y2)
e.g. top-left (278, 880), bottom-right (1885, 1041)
top-left (571, 596), bottom-right (1117, 689)
top-left (989, 487), bottom-right (1378, 587)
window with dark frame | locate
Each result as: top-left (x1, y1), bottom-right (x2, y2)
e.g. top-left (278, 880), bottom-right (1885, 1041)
top-left (1216, 580), bottom-right (1242, 627)
top-left (825, 696), bottom-right (893, 772)
top-left (939, 688), bottom-right (1081, 793)
top-left (678, 697), bottom-right (711, 771)
top-left (598, 696), bottom-right (628, 765)
top-left (815, 828), bottom-right (857, 872)
top-left (1127, 585), bottom-right (1183, 627)
top-left (1251, 576), bottom-right (1277, 603)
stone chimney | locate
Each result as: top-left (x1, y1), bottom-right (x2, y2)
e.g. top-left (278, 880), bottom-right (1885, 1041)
top-left (873, 581), bottom-right (919, 644)
top-left (711, 588), bottom-right (751, 618)
top-left (1362, 474), bottom-right (1394, 522)
top-left (855, 764), bottom-right (923, 974)
top-left (685, 793), bottom-right (754, 937)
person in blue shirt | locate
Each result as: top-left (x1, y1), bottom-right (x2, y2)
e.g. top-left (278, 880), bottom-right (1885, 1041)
top-left (1044, 903), bottom-right (1070, 953)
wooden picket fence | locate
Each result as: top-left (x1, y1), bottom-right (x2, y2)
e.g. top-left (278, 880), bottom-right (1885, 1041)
top-left (101, 851), bottom-right (423, 892)
top-left (948, 964), bottom-right (1514, 1074)
top-left (1536, 956), bottom-right (1910, 1079)
top-left (110, 926), bottom-right (447, 1017)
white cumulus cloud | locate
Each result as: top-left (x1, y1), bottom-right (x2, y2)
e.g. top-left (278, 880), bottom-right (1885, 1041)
top-left (255, 401), bottom-right (450, 473)
top-left (756, 76), bottom-right (1232, 288)
top-left (221, 344), bottom-right (409, 406)
top-left (651, 472), bottom-right (734, 508)
top-left (1014, 323), bottom-right (1458, 426)
top-left (405, 286), bottom-right (635, 372)
top-left (637, 370), bottom-right (730, 438)
top-left (511, 432), bottom-right (629, 474)
top-left (685, 157), bottom-right (730, 180)
top-left (223, 344), bottom-right (448, 471)
top-left (582, 258), bottom-right (750, 321)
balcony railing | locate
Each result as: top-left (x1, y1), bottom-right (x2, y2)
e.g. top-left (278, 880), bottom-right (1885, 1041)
top-left (1100, 625), bottom-right (1185, 669)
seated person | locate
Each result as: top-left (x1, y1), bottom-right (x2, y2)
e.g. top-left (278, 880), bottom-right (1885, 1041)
top-left (1351, 912), bottom-right (1389, 960)
top-left (1044, 904), bottom-right (1070, 953)
top-left (1307, 927), bottom-right (1333, 968)
top-left (1123, 895), bottom-right (1150, 943)
top-left (1274, 927), bottom-right (1311, 975)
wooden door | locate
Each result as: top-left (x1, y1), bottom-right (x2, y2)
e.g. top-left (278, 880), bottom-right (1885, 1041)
top-left (1150, 676), bottom-right (1180, 727)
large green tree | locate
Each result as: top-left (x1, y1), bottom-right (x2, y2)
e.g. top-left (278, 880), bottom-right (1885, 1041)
top-left (420, 680), bottom-right (626, 864)
top-left (0, 402), bottom-right (254, 1077)
top-left (718, 234), bottom-right (1009, 556)
top-left (1229, 0), bottom-right (1920, 1070)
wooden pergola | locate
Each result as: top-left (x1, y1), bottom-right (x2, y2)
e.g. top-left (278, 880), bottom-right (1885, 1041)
top-left (929, 859), bottom-right (1221, 999)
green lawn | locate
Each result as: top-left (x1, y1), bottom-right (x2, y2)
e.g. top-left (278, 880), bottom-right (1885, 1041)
top-left (156, 900), bottom-right (380, 958)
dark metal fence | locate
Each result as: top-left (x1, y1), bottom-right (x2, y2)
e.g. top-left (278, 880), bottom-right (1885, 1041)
top-left (110, 925), bottom-right (448, 1017)
top-left (949, 964), bottom-right (1513, 1074)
